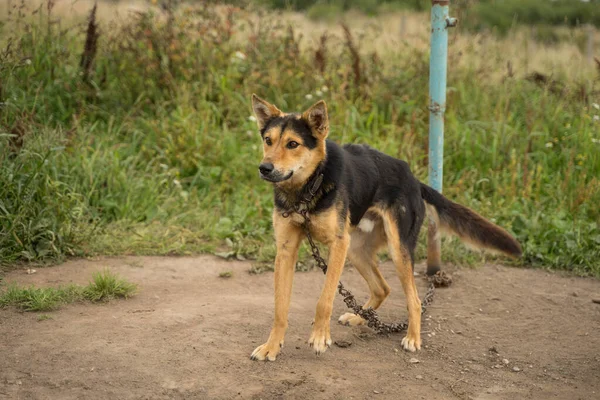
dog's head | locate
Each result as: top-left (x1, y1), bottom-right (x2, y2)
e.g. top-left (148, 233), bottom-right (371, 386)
top-left (251, 94), bottom-right (329, 188)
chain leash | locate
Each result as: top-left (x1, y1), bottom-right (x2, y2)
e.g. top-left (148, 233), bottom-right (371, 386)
top-left (290, 205), bottom-right (451, 335)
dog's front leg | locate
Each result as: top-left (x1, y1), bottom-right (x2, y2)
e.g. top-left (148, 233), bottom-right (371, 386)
top-left (309, 233), bottom-right (350, 355)
top-left (251, 214), bottom-right (303, 361)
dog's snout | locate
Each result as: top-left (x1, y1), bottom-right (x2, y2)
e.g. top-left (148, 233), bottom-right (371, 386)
top-left (259, 163), bottom-right (274, 176)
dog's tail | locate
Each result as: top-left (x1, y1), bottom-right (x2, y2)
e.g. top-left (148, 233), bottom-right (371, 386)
top-left (420, 183), bottom-right (522, 258)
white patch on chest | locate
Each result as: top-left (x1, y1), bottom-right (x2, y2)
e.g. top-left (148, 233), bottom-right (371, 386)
top-left (357, 218), bottom-right (375, 233)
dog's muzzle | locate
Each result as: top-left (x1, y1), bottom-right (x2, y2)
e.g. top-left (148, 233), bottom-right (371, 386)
top-left (258, 163), bottom-right (293, 182)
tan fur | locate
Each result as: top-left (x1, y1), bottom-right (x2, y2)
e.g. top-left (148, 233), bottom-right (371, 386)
top-left (261, 124), bottom-right (325, 191)
top-left (251, 94), bottom-right (282, 130)
top-left (250, 211), bottom-right (304, 361)
top-left (308, 209), bottom-right (350, 354)
top-left (253, 96), bottom-right (327, 192)
top-left (252, 202), bottom-right (352, 359)
top-left (339, 212), bottom-right (390, 327)
top-left (371, 207), bottom-right (422, 352)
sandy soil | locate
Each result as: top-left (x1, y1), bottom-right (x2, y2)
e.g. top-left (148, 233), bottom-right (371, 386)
top-left (1, 255), bottom-right (599, 400)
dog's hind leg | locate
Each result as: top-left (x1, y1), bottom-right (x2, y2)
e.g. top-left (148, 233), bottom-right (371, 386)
top-left (378, 208), bottom-right (423, 352)
top-left (338, 216), bottom-right (390, 326)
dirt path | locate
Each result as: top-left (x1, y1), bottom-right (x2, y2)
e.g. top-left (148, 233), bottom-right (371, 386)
top-left (1, 256), bottom-right (599, 400)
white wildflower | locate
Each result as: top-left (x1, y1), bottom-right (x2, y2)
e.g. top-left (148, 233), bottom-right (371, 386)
top-left (246, 130), bottom-right (253, 137)
top-left (592, 103), bottom-right (600, 110)
top-left (25, 59), bottom-right (32, 65)
top-left (173, 179), bottom-right (181, 187)
top-left (160, 163), bottom-right (168, 170)
top-left (248, 115), bottom-right (257, 122)
top-left (545, 142), bottom-right (553, 148)
top-left (321, 85), bottom-right (328, 92)
top-left (234, 51), bottom-right (246, 60)
top-left (593, 115), bottom-right (600, 122)
top-left (591, 138), bottom-right (600, 144)
top-left (305, 94), bottom-right (313, 100)
top-left (316, 90), bottom-right (323, 97)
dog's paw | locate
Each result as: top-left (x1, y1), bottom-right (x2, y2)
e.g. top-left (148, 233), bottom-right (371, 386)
top-left (337, 312), bottom-right (366, 326)
top-left (308, 326), bottom-right (331, 355)
top-left (250, 340), bottom-right (283, 361)
top-left (401, 334), bottom-right (421, 352)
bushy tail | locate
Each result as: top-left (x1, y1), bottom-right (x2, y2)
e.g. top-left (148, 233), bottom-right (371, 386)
top-left (420, 183), bottom-right (522, 258)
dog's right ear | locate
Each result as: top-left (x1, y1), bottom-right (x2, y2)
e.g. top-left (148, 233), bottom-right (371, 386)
top-left (251, 94), bottom-right (282, 130)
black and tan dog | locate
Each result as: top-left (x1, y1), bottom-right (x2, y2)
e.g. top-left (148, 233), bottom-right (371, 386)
top-left (249, 95), bottom-right (521, 361)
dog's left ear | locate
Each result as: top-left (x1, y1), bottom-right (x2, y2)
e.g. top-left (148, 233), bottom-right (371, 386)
top-left (252, 94), bottom-right (282, 130)
top-left (302, 100), bottom-right (329, 139)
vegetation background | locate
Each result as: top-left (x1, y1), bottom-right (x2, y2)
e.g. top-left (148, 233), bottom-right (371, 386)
top-left (0, 0), bottom-right (598, 276)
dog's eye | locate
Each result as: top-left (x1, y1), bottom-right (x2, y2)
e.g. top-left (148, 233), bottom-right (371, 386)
top-left (287, 141), bottom-right (299, 149)
top-left (265, 137), bottom-right (272, 146)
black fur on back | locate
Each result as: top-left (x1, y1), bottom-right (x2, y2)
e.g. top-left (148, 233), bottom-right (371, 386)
top-left (275, 140), bottom-right (426, 261)
top-left (273, 139), bottom-right (521, 262)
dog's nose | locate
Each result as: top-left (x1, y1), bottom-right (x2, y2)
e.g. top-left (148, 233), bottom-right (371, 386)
top-left (259, 163), bottom-right (274, 176)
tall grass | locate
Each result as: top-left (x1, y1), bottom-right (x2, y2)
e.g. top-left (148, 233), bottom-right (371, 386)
top-left (0, 2), bottom-right (598, 275)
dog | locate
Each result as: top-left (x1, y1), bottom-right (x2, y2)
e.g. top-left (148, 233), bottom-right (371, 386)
top-left (249, 94), bottom-right (522, 361)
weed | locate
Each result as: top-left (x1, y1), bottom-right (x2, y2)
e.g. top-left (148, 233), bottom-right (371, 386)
top-left (219, 271), bottom-right (233, 278)
top-left (0, 269), bottom-right (136, 311)
top-left (82, 269), bottom-right (137, 302)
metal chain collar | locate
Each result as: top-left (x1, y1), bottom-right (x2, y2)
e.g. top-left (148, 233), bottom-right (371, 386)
top-left (287, 201), bottom-right (452, 335)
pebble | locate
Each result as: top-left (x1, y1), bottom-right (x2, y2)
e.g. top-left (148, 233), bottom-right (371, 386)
top-left (373, 390), bottom-right (380, 394)
top-left (334, 340), bottom-right (352, 348)
top-left (502, 358), bottom-right (510, 365)
top-left (512, 366), bottom-right (521, 372)
top-left (416, 375), bottom-right (423, 380)
top-left (410, 358), bottom-right (420, 364)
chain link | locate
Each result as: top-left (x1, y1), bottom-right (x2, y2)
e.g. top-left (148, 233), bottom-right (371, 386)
top-left (294, 206), bottom-right (451, 335)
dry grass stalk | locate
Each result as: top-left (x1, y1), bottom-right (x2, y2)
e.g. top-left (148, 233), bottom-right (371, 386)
top-left (80, 2), bottom-right (99, 83)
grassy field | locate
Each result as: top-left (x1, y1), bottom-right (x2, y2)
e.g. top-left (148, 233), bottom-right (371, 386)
top-left (0, 1), bottom-right (599, 276)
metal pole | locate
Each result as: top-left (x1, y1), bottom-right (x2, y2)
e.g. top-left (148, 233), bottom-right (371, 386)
top-left (426, 0), bottom-right (456, 276)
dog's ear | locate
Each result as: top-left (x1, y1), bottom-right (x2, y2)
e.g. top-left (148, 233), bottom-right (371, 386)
top-left (251, 94), bottom-right (282, 130)
top-left (302, 100), bottom-right (329, 139)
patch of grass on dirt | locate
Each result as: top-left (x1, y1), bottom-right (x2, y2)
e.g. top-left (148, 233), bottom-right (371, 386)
top-left (82, 270), bottom-right (137, 302)
top-left (0, 270), bottom-right (136, 312)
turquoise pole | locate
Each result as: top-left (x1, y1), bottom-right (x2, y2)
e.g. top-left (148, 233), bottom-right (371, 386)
top-left (427, 0), bottom-right (456, 276)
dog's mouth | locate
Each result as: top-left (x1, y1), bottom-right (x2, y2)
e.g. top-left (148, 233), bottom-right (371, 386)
top-left (260, 170), bottom-right (294, 183)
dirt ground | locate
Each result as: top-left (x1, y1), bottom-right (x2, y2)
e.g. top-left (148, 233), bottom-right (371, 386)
top-left (1, 256), bottom-right (599, 400)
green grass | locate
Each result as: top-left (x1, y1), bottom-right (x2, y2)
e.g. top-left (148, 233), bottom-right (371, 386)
top-left (464, 0), bottom-right (600, 34)
top-left (0, 269), bottom-right (137, 311)
top-left (0, 2), bottom-right (598, 276)
top-left (262, 0), bottom-right (600, 30)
